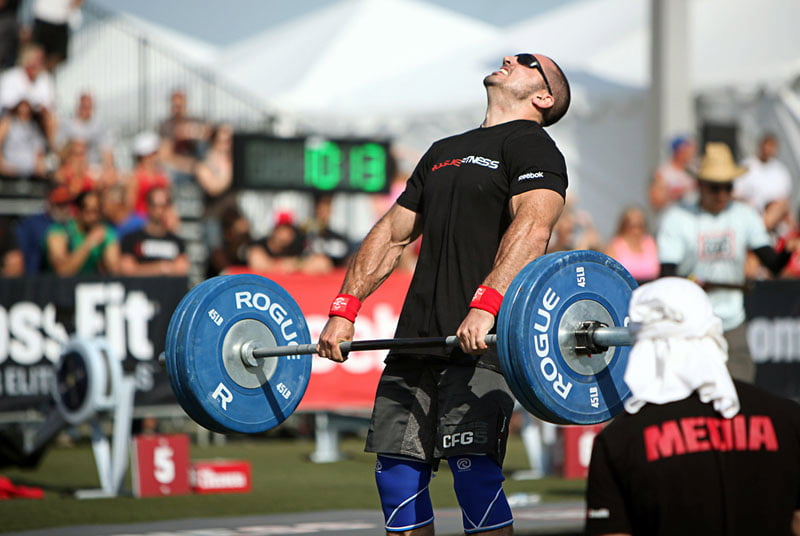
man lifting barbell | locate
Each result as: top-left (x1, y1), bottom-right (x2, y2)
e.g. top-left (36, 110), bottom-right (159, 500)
top-left (164, 54), bottom-right (639, 533)
top-left (316, 53), bottom-right (572, 536)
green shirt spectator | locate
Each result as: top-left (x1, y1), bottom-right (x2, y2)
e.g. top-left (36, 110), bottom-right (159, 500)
top-left (45, 219), bottom-right (117, 274)
top-left (44, 189), bottom-right (120, 276)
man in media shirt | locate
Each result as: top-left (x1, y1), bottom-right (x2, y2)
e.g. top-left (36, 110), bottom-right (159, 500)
top-left (585, 277), bottom-right (800, 536)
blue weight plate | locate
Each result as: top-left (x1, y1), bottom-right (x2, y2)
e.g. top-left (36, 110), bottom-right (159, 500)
top-left (172, 275), bottom-right (303, 434)
top-left (507, 250), bottom-right (637, 425)
top-left (165, 279), bottom-right (203, 408)
top-left (497, 255), bottom-right (559, 423)
top-left (167, 277), bottom-right (231, 433)
top-left (503, 254), bottom-right (572, 424)
top-left (503, 252), bottom-right (599, 425)
top-left (166, 278), bottom-right (213, 397)
top-left (173, 276), bottom-right (267, 434)
top-left (510, 250), bottom-right (636, 424)
top-left (506, 252), bottom-right (576, 425)
top-left (178, 274), bottom-right (312, 434)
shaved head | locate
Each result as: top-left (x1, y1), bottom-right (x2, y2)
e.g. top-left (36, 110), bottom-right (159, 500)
top-left (537, 54), bottom-right (571, 126)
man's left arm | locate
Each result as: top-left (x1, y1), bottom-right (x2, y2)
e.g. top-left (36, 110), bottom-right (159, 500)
top-left (743, 205), bottom-right (796, 276)
top-left (456, 188), bottom-right (564, 353)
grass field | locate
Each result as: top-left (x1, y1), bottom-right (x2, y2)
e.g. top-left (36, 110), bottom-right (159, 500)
top-left (0, 433), bottom-right (586, 533)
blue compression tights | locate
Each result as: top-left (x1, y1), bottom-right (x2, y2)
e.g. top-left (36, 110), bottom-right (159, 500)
top-left (375, 455), bottom-right (434, 532)
top-left (448, 455), bottom-right (513, 534)
top-left (375, 454), bottom-right (513, 534)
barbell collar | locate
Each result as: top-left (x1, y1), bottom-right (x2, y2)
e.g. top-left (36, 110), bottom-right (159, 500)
top-left (574, 322), bottom-right (633, 356)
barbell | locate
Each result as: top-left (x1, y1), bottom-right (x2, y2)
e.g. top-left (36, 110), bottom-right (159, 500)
top-left (162, 249), bottom-right (638, 434)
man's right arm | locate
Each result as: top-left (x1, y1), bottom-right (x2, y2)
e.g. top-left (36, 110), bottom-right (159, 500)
top-left (317, 203), bottom-right (422, 362)
top-left (47, 228), bottom-right (101, 276)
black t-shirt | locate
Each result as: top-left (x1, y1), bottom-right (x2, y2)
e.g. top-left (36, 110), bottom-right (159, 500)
top-left (389, 119), bottom-right (567, 370)
top-left (121, 229), bottom-right (185, 262)
top-left (305, 227), bottom-right (352, 267)
top-left (586, 381), bottom-right (800, 536)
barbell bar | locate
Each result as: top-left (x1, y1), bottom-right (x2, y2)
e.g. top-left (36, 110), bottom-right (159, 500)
top-left (243, 326), bottom-right (633, 361)
top-left (162, 249), bottom-right (639, 434)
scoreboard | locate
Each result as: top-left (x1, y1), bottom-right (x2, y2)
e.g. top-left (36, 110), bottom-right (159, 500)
top-left (233, 134), bottom-right (394, 194)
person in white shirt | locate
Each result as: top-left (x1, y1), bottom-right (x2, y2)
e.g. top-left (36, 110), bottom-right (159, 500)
top-left (60, 92), bottom-right (115, 181)
top-left (734, 133), bottom-right (793, 235)
top-left (0, 43), bottom-right (57, 148)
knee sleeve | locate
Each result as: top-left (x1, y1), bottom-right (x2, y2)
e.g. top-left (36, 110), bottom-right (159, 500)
top-left (449, 455), bottom-right (513, 534)
top-left (375, 455), bottom-right (434, 532)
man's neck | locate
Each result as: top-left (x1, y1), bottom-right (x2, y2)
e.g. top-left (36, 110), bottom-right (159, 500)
top-left (145, 222), bottom-right (167, 237)
top-left (482, 108), bottom-right (540, 128)
top-left (482, 93), bottom-right (541, 128)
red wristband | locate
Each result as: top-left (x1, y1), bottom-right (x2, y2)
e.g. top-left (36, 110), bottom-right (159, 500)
top-left (329, 293), bottom-right (362, 323)
top-left (469, 285), bottom-right (503, 316)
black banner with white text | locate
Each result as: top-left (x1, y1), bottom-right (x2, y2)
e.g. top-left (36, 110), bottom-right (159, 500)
top-left (746, 280), bottom-right (800, 401)
top-left (0, 276), bottom-right (188, 412)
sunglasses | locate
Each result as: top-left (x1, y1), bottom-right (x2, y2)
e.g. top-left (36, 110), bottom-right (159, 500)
top-left (702, 181), bottom-right (734, 193)
top-left (516, 53), bottom-right (553, 95)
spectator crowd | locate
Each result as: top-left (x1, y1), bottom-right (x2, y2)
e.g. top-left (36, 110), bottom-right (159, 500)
top-left (0, 1), bottom-right (362, 279)
top-left (0, 6), bottom-right (798, 293)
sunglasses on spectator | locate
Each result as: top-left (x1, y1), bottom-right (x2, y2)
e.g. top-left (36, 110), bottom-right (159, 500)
top-left (516, 53), bottom-right (553, 95)
top-left (701, 181), bottom-right (734, 193)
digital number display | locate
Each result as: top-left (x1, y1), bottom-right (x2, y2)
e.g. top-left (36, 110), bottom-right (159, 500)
top-left (233, 134), bottom-right (393, 193)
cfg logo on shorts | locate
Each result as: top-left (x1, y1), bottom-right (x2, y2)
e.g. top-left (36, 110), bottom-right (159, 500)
top-left (456, 458), bottom-right (472, 471)
top-left (375, 459), bottom-right (383, 472)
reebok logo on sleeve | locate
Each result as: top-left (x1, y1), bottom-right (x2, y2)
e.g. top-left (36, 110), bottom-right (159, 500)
top-left (518, 171), bottom-right (545, 181)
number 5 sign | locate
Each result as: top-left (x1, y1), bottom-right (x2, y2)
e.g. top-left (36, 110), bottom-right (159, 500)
top-left (132, 434), bottom-right (191, 497)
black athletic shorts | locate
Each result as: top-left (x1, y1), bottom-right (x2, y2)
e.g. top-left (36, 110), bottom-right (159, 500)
top-left (32, 19), bottom-right (69, 61)
top-left (365, 358), bottom-right (515, 466)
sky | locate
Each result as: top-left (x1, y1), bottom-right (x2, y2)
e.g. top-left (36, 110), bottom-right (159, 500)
top-left (90, 0), bottom-right (584, 46)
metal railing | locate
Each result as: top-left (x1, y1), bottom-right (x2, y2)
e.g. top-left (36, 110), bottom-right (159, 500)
top-left (55, 1), bottom-right (275, 144)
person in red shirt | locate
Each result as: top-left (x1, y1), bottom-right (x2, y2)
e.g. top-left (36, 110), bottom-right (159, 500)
top-left (126, 131), bottom-right (170, 217)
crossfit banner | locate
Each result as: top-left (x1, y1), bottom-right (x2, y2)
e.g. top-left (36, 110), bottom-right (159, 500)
top-left (0, 276), bottom-right (188, 412)
top-left (746, 280), bottom-right (800, 402)
top-left (228, 268), bottom-right (412, 411)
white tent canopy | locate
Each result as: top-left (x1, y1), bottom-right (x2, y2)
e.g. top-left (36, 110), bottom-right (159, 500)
top-left (216, 0), bottom-right (501, 116)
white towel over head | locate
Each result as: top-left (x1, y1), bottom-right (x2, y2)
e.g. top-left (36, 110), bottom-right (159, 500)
top-left (623, 277), bottom-right (740, 418)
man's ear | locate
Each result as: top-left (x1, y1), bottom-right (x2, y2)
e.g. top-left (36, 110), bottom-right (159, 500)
top-left (532, 92), bottom-right (554, 109)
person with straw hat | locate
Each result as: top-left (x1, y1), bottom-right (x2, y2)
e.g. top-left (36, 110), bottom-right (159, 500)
top-left (656, 142), bottom-right (798, 382)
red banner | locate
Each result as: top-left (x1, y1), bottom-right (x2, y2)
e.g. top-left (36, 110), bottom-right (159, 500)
top-left (227, 268), bottom-right (412, 411)
top-left (191, 460), bottom-right (252, 494)
top-left (562, 425), bottom-right (604, 479)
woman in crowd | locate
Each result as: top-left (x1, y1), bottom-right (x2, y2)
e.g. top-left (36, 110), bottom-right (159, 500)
top-left (194, 123), bottom-right (232, 198)
top-left (604, 205), bottom-right (660, 283)
top-left (53, 138), bottom-right (95, 195)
